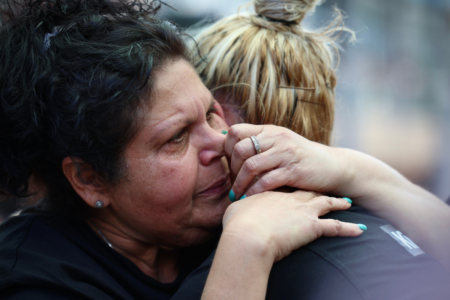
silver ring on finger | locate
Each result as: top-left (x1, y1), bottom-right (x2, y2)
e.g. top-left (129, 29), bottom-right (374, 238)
top-left (250, 135), bottom-right (262, 154)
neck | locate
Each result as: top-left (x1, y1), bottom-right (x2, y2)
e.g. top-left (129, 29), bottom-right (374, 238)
top-left (88, 215), bottom-right (179, 283)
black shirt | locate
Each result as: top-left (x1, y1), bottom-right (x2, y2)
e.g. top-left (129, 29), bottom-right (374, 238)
top-left (172, 206), bottom-right (450, 300)
top-left (0, 212), bottom-right (216, 300)
top-left (1, 207), bottom-right (449, 300)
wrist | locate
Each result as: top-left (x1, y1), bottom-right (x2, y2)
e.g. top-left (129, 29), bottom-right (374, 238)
top-left (221, 221), bottom-right (277, 264)
top-left (331, 148), bottom-right (409, 203)
top-left (325, 147), bottom-right (358, 196)
top-left (202, 225), bottom-right (274, 300)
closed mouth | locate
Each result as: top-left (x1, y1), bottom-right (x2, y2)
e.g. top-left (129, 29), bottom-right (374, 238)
top-left (196, 175), bottom-right (231, 197)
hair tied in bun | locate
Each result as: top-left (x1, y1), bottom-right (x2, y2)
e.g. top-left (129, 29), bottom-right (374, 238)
top-left (255, 0), bottom-right (323, 25)
top-left (257, 14), bottom-right (297, 25)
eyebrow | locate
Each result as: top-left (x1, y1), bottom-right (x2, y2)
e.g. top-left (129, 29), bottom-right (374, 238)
top-left (148, 98), bottom-right (216, 144)
top-left (149, 119), bottom-right (191, 144)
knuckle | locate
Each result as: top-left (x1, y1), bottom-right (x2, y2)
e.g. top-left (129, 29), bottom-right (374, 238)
top-left (228, 126), bottom-right (241, 139)
top-left (333, 220), bottom-right (342, 233)
top-left (264, 124), bottom-right (277, 133)
top-left (233, 142), bottom-right (247, 158)
top-left (242, 158), bottom-right (258, 175)
top-left (316, 195), bottom-right (333, 205)
top-left (326, 197), bottom-right (334, 207)
top-left (259, 175), bottom-right (274, 189)
top-left (277, 128), bottom-right (293, 140)
top-left (279, 130), bottom-right (289, 138)
top-left (284, 146), bottom-right (295, 156)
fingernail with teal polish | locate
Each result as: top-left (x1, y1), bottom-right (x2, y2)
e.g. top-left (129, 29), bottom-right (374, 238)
top-left (240, 194), bottom-right (247, 200)
top-left (229, 190), bottom-right (236, 202)
top-left (358, 224), bottom-right (367, 231)
top-left (343, 197), bottom-right (352, 204)
top-left (222, 130), bottom-right (228, 135)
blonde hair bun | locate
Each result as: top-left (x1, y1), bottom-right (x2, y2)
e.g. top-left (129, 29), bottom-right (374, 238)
top-left (255, 0), bottom-right (323, 24)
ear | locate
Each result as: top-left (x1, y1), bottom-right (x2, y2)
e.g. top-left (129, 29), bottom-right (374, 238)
top-left (212, 92), bottom-right (243, 126)
top-left (62, 157), bottom-right (111, 209)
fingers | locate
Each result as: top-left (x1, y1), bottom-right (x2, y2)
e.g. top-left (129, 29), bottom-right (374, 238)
top-left (224, 124), bottom-right (264, 158)
top-left (300, 195), bottom-right (365, 237)
top-left (226, 124), bottom-right (304, 198)
top-left (320, 219), bottom-right (365, 237)
top-left (296, 195), bottom-right (350, 216)
top-left (231, 149), bottom-right (285, 198)
top-left (229, 137), bottom-right (263, 178)
top-left (243, 168), bottom-right (291, 197)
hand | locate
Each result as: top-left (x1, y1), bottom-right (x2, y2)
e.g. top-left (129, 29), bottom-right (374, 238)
top-left (225, 124), bottom-right (345, 199)
top-left (222, 191), bottom-right (364, 262)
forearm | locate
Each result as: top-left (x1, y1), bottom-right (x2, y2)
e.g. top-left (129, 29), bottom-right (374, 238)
top-left (333, 148), bottom-right (450, 269)
top-left (202, 230), bottom-right (273, 300)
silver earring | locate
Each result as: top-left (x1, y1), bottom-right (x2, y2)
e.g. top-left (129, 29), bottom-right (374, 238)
top-left (95, 200), bottom-right (104, 208)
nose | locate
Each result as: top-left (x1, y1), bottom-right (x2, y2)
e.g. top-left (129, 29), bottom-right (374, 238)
top-left (199, 126), bottom-right (226, 166)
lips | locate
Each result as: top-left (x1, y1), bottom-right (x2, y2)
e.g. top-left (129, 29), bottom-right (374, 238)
top-left (196, 175), bottom-right (231, 197)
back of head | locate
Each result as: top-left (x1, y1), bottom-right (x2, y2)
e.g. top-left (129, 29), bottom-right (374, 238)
top-left (0, 0), bottom-right (188, 217)
top-left (191, 0), bottom-right (353, 145)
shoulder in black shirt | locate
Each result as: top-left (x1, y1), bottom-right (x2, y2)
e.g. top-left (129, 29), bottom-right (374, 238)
top-left (173, 206), bottom-right (450, 300)
top-left (0, 212), bottom-right (216, 300)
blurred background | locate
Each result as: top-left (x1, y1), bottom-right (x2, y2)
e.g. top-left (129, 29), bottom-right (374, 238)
top-left (1, 0), bottom-right (450, 221)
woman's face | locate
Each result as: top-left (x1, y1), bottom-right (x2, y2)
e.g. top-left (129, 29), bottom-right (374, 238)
top-left (106, 59), bottom-right (231, 248)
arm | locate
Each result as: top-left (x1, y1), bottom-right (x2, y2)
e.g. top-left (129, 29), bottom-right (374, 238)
top-left (201, 191), bottom-right (364, 300)
top-left (331, 147), bottom-right (450, 269)
top-left (224, 124), bottom-right (450, 269)
top-left (201, 230), bottom-right (273, 300)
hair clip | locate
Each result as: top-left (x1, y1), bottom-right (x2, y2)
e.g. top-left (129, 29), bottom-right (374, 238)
top-left (278, 86), bottom-right (316, 90)
top-left (43, 31), bottom-right (58, 51)
top-left (43, 26), bottom-right (64, 51)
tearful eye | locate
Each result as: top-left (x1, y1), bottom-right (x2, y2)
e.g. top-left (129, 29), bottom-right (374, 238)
top-left (168, 129), bottom-right (187, 144)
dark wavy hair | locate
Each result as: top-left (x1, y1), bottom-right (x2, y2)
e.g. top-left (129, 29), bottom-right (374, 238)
top-left (0, 0), bottom-right (189, 217)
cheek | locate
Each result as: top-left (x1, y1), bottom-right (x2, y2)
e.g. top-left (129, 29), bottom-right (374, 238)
top-left (126, 153), bottom-right (199, 213)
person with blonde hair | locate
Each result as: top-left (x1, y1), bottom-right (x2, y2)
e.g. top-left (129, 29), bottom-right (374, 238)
top-left (192, 0), bottom-right (344, 145)
top-left (0, 0), bottom-right (370, 299)
top-left (192, 0), bottom-right (450, 267)
top-left (170, 0), bottom-right (450, 298)
top-left (0, 0), bottom-right (448, 299)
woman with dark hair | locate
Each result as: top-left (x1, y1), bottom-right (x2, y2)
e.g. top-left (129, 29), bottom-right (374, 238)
top-left (0, 0), bottom-right (367, 298)
top-left (169, 0), bottom-right (450, 299)
top-left (0, 1), bottom-right (449, 299)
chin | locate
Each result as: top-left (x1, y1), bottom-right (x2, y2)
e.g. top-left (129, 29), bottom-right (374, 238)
top-left (177, 226), bottom-right (222, 248)
top-left (204, 196), bottom-right (231, 226)
top-left (175, 196), bottom-right (229, 247)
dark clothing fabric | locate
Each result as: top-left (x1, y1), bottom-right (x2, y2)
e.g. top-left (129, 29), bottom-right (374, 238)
top-left (1, 207), bottom-right (449, 300)
top-left (173, 206), bottom-right (450, 300)
top-left (0, 211), bottom-right (216, 300)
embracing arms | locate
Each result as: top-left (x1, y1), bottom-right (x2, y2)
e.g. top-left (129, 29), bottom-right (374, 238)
top-left (225, 124), bottom-right (450, 270)
top-left (201, 192), bottom-right (364, 300)
top-left (331, 147), bottom-right (450, 269)
top-left (200, 123), bottom-right (450, 300)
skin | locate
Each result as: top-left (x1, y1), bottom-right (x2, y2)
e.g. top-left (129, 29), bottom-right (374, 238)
top-left (62, 57), bottom-right (448, 300)
top-left (62, 59), bottom-right (364, 293)
top-left (65, 59), bottom-right (232, 282)
top-left (203, 191), bottom-right (363, 300)
top-left (219, 122), bottom-right (450, 270)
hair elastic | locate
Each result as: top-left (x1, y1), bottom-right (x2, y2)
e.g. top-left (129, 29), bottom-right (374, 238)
top-left (257, 14), bottom-right (297, 25)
